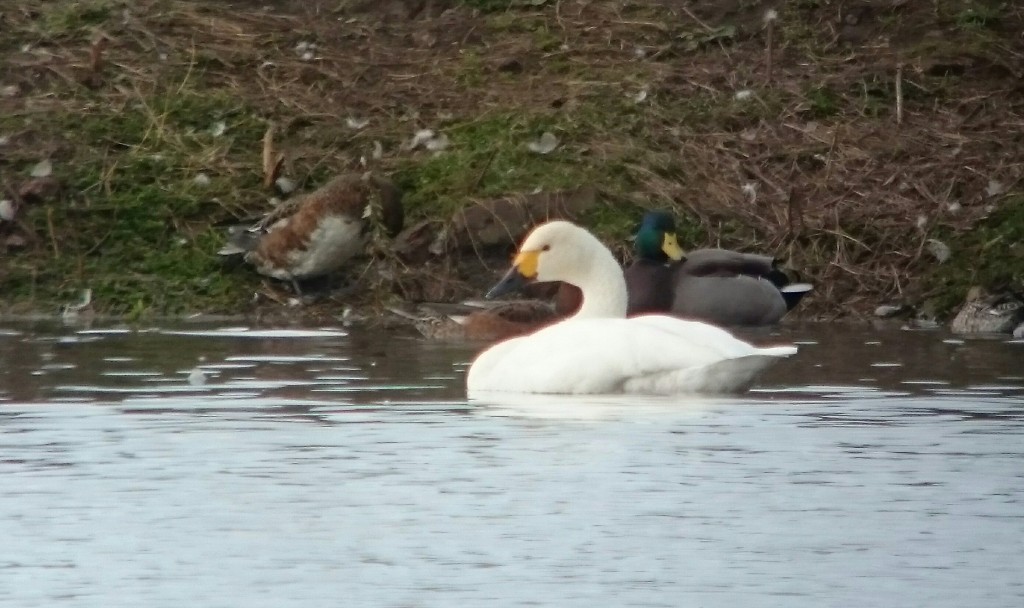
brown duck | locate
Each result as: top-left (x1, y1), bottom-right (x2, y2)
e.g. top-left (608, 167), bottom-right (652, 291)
top-left (395, 299), bottom-right (559, 342)
top-left (220, 172), bottom-right (403, 291)
top-left (950, 287), bottom-right (1024, 335)
top-left (398, 282), bottom-right (582, 342)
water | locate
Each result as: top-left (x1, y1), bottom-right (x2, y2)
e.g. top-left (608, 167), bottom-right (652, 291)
top-left (1, 321), bottom-right (1023, 607)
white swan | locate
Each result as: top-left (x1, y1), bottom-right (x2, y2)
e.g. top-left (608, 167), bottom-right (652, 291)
top-left (466, 221), bottom-right (798, 395)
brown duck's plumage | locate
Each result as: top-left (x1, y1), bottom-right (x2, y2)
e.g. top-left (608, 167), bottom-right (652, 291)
top-left (552, 282), bottom-right (583, 316)
top-left (951, 287), bottom-right (1024, 334)
top-left (228, 172), bottom-right (403, 282)
top-left (413, 300), bottom-right (564, 342)
top-left (625, 248), bottom-right (812, 326)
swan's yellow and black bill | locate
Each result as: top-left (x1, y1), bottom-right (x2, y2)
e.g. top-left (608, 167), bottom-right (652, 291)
top-left (485, 250), bottom-right (540, 299)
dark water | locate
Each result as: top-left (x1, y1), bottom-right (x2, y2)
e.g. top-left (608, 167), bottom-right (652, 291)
top-left (1, 321), bottom-right (1023, 607)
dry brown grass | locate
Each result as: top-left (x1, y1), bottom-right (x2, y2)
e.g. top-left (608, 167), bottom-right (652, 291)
top-left (0, 0), bottom-right (1022, 318)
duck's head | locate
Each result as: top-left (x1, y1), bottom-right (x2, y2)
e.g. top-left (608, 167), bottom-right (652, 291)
top-left (635, 210), bottom-right (684, 263)
top-left (486, 221), bottom-right (598, 299)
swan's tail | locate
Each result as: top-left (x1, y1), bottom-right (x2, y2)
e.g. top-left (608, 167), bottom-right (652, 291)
top-left (627, 348), bottom-right (797, 395)
top-left (697, 353), bottom-right (791, 392)
top-left (756, 344), bottom-right (799, 357)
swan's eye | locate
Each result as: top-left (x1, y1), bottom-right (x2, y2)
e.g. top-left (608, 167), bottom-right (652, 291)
top-left (542, 244), bottom-right (551, 252)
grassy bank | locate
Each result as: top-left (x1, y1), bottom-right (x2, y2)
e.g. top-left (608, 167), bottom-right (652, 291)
top-left (1, 0), bottom-right (1021, 320)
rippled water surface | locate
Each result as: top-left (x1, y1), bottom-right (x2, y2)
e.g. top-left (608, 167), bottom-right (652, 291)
top-left (2, 321), bottom-right (1023, 607)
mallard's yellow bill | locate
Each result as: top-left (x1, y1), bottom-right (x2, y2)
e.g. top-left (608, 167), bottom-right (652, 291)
top-left (661, 233), bottom-right (684, 261)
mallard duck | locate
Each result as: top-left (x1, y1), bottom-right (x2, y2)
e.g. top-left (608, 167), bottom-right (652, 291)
top-left (219, 172), bottom-right (403, 292)
top-left (950, 287), bottom-right (1024, 334)
top-left (624, 210), bottom-right (684, 314)
top-left (625, 211), bottom-right (812, 325)
top-left (466, 221), bottom-right (798, 395)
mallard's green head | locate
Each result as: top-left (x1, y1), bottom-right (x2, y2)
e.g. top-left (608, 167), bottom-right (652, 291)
top-left (634, 211), bottom-right (684, 262)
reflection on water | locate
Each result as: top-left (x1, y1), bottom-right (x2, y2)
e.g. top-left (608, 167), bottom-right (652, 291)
top-left (1, 321), bottom-right (1023, 607)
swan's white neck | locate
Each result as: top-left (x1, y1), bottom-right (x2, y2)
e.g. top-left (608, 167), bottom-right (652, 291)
top-left (570, 240), bottom-right (628, 319)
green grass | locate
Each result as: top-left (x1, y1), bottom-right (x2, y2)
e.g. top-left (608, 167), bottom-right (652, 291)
top-left (804, 85), bottom-right (841, 118)
top-left (953, 1), bottom-right (1005, 30)
top-left (34, 0), bottom-right (124, 39)
top-left (457, 0), bottom-right (516, 13)
top-left (2, 87), bottom-right (269, 315)
top-left (392, 106), bottom-right (639, 219)
top-left (675, 24), bottom-right (737, 53)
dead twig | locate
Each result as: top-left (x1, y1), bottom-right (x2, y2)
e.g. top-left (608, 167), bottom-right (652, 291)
top-left (823, 126), bottom-right (840, 184)
top-left (262, 123), bottom-right (285, 189)
top-left (764, 10), bottom-right (778, 85)
top-left (46, 208), bottom-right (60, 258)
top-left (680, 6), bottom-right (714, 33)
top-left (90, 35), bottom-right (110, 74)
top-left (895, 62), bottom-right (904, 126)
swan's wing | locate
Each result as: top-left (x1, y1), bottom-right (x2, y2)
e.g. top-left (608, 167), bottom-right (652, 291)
top-left (623, 315), bottom-right (797, 393)
top-left (467, 317), bottom-right (796, 394)
top-left (627, 315), bottom-right (797, 358)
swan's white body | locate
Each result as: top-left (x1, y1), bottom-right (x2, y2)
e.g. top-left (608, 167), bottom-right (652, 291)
top-left (466, 221), bottom-right (797, 396)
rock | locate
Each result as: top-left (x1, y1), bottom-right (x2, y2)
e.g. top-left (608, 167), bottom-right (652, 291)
top-left (527, 132), bottom-right (559, 155)
top-left (29, 159), bottom-right (53, 178)
top-left (0, 199), bottom-right (16, 221)
top-left (874, 303), bottom-right (906, 318)
top-left (274, 176), bottom-right (297, 195)
top-left (925, 238), bottom-right (951, 263)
